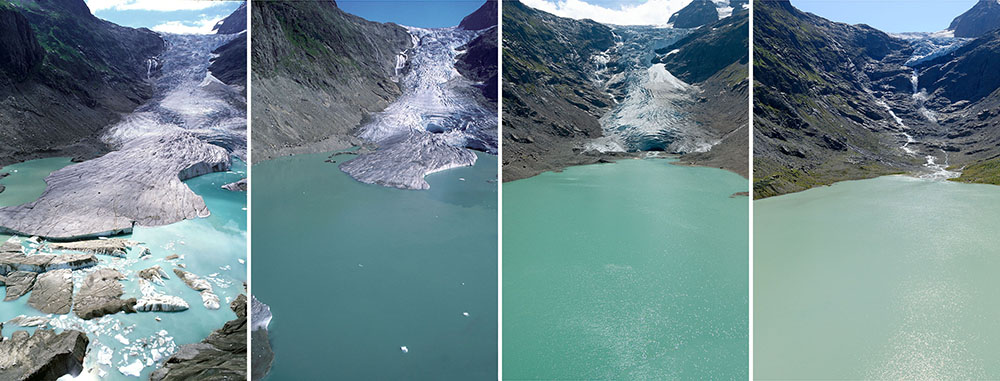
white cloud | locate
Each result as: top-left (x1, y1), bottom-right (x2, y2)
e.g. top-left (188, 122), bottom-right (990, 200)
top-left (520, 0), bottom-right (695, 26)
top-left (86, 0), bottom-right (231, 13)
top-left (151, 17), bottom-right (223, 34)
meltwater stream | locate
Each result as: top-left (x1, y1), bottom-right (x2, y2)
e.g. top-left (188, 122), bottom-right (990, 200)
top-left (585, 26), bottom-right (719, 154)
top-left (879, 32), bottom-right (970, 180)
top-left (340, 26), bottom-right (497, 190)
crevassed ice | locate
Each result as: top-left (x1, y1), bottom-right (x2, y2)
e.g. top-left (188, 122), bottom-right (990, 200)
top-left (589, 26), bottom-right (719, 154)
top-left (103, 33), bottom-right (246, 158)
top-left (343, 26), bottom-right (496, 190)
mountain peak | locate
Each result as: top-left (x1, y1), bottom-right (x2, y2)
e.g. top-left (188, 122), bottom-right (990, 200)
top-left (669, 0), bottom-right (719, 28)
top-left (459, 0), bottom-right (497, 30)
top-left (949, 0), bottom-right (1000, 38)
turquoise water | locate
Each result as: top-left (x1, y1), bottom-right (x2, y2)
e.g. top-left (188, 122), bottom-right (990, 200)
top-left (252, 152), bottom-right (498, 380)
top-left (0, 157), bottom-right (74, 242)
top-left (755, 176), bottom-right (1000, 379)
top-left (0, 158), bottom-right (247, 380)
top-left (503, 159), bottom-right (749, 379)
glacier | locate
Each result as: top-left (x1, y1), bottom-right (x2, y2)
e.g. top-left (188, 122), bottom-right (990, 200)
top-left (340, 27), bottom-right (497, 190)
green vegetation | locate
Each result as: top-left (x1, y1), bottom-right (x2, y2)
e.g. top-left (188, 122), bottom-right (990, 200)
top-left (950, 157), bottom-right (1000, 185)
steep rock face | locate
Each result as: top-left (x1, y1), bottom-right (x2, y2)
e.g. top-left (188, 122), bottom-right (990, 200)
top-left (917, 29), bottom-right (1000, 105)
top-left (150, 294), bottom-right (248, 381)
top-left (251, 0), bottom-right (412, 162)
top-left (456, 26), bottom-right (498, 104)
top-left (658, 10), bottom-right (748, 83)
top-left (0, 0), bottom-right (164, 166)
top-left (213, 1), bottom-right (247, 35)
top-left (752, 0), bottom-right (916, 198)
top-left (911, 29), bottom-right (1000, 181)
top-left (209, 4), bottom-right (248, 90)
top-left (658, 11), bottom-right (750, 176)
top-left (459, 0), bottom-right (497, 30)
top-left (502, 0), bottom-right (619, 181)
top-left (0, 327), bottom-right (89, 380)
top-left (669, 0), bottom-right (719, 29)
top-left (0, 7), bottom-right (44, 79)
top-left (209, 33), bottom-right (247, 89)
top-left (949, 0), bottom-right (1000, 38)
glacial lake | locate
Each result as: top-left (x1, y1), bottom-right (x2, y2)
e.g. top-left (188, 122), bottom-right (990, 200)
top-left (252, 152), bottom-right (498, 380)
top-left (0, 157), bottom-right (74, 242)
top-left (503, 158), bottom-right (749, 379)
top-left (0, 157), bottom-right (247, 380)
top-left (755, 175), bottom-right (1000, 379)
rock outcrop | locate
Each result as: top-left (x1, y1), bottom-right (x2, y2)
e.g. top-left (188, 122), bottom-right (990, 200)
top-left (669, 0), bottom-right (719, 29)
top-left (73, 268), bottom-right (136, 319)
top-left (251, 0), bottom-right (412, 161)
top-left (0, 0), bottom-right (164, 168)
top-left (754, 0), bottom-right (1000, 196)
top-left (456, 26), bottom-right (499, 104)
top-left (213, 2), bottom-right (247, 35)
top-left (0, 132), bottom-right (231, 239)
top-left (0, 7), bottom-right (44, 79)
top-left (0, 327), bottom-right (89, 380)
top-left (752, 0), bottom-right (915, 197)
top-left (26, 269), bottom-right (72, 314)
top-left (150, 295), bottom-right (248, 381)
top-left (949, 0), bottom-right (1000, 38)
top-left (459, 0), bottom-right (497, 31)
top-left (502, 0), bottom-right (620, 181)
top-left (657, 10), bottom-right (749, 177)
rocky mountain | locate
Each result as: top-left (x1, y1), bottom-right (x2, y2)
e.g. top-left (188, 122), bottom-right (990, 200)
top-left (209, 4), bottom-right (248, 90)
top-left (754, 0), bottom-right (1000, 197)
top-left (459, 0), bottom-right (497, 30)
top-left (912, 28), bottom-right (1000, 184)
top-left (657, 10), bottom-right (749, 176)
top-left (949, 0), bottom-right (1000, 38)
top-left (669, 0), bottom-right (719, 29)
top-left (502, 0), bottom-right (621, 181)
top-left (213, 1), bottom-right (246, 35)
top-left (752, 0), bottom-right (920, 197)
top-left (250, 0), bottom-right (412, 162)
top-left (0, 0), bottom-right (163, 167)
top-left (503, 0), bottom-right (748, 181)
top-left (456, 26), bottom-right (498, 104)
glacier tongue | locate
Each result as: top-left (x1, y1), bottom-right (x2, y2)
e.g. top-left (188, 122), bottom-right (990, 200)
top-left (346, 26), bottom-right (496, 190)
top-left (589, 26), bottom-right (719, 154)
top-left (0, 33), bottom-right (246, 239)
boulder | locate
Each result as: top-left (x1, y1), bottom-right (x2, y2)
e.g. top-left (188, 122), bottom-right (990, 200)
top-left (150, 295), bottom-right (248, 380)
top-left (0, 327), bottom-right (89, 381)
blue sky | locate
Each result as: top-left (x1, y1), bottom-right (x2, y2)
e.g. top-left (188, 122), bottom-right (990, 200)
top-left (83, 0), bottom-right (243, 34)
top-left (792, 0), bottom-right (977, 33)
top-left (338, 0), bottom-right (486, 28)
top-left (521, 0), bottom-right (701, 25)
